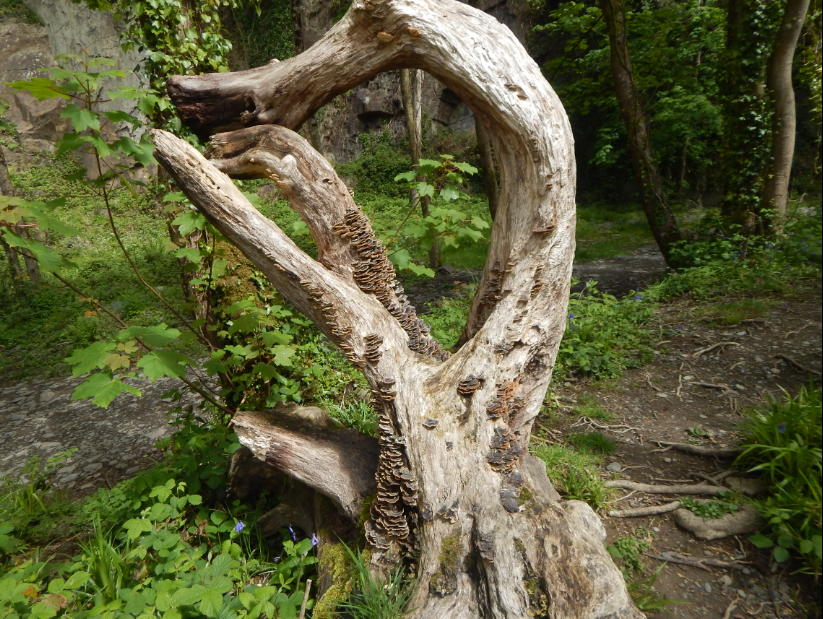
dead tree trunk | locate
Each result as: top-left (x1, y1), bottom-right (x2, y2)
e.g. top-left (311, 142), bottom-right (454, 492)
top-left (160, 1), bottom-right (639, 616)
top-left (763, 0), bottom-right (811, 233)
top-left (600, 0), bottom-right (682, 266)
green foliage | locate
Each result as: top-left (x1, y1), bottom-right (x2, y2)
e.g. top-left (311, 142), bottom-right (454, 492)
top-left (720, 0), bottom-right (783, 224)
top-left (337, 128), bottom-right (412, 197)
top-left (326, 401), bottom-right (378, 437)
top-left (530, 444), bottom-right (610, 509)
top-left (0, 409), bottom-right (319, 618)
top-left (679, 497), bottom-right (740, 521)
top-left (336, 544), bottom-right (416, 618)
top-left (575, 202), bottom-right (655, 262)
top-left (567, 432), bottom-right (616, 455)
top-left (533, 0), bottom-right (726, 197)
top-left (230, 0), bottom-right (297, 68)
top-left (607, 528), bottom-right (652, 574)
top-left (420, 283), bottom-right (476, 350)
top-left (650, 204), bottom-right (822, 301)
top-left (0, 0), bottom-right (41, 23)
top-left (572, 392), bottom-right (614, 421)
top-left (735, 385), bottom-right (822, 574)
top-left (625, 565), bottom-right (683, 613)
top-left (559, 281), bottom-right (657, 379)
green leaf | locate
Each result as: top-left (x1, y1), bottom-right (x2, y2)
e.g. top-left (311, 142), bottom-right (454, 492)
top-left (393, 171), bottom-right (417, 182)
top-left (123, 518), bottom-right (153, 540)
top-left (61, 104), bottom-right (100, 132)
top-left (415, 182), bottom-right (435, 198)
top-left (170, 585), bottom-right (206, 607)
top-left (119, 324), bottom-right (181, 348)
top-left (454, 161), bottom-right (478, 174)
top-left (2, 231), bottom-right (75, 272)
top-left (251, 363), bottom-right (280, 381)
top-left (137, 350), bottom-right (189, 380)
top-left (439, 184), bottom-right (460, 202)
top-left (174, 247), bottom-right (203, 262)
top-left (65, 341), bottom-right (116, 376)
top-left (21, 202), bottom-right (81, 237)
top-left (113, 136), bottom-right (156, 166)
top-left (749, 534), bottom-right (773, 549)
top-left (260, 330), bottom-right (292, 347)
top-left (101, 110), bottom-right (139, 125)
top-left (205, 554), bottom-right (233, 579)
top-left (172, 211), bottom-right (207, 236)
top-left (772, 546), bottom-right (790, 562)
top-left (197, 590), bottom-right (224, 618)
top-left (64, 571), bottom-right (90, 589)
top-left (270, 344), bottom-right (297, 366)
top-left (72, 373), bottom-right (142, 408)
top-left (6, 77), bottom-right (69, 100)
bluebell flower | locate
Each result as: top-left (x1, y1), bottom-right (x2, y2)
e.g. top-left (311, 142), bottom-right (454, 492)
top-left (235, 520), bottom-right (245, 533)
top-left (778, 423), bottom-right (786, 433)
top-left (311, 533), bottom-right (318, 546)
top-left (288, 524), bottom-right (296, 542)
top-left (274, 556), bottom-right (281, 563)
top-left (634, 294), bottom-right (643, 300)
top-left (568, 313), bottom-right (575, 319)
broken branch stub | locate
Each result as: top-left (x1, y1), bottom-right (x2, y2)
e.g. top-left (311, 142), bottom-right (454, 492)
top-left (157, 0), bottom-right (643, 616)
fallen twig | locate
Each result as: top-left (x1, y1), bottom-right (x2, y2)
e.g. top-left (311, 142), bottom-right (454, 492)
top-left (603, 480), bottom-right (728, 495)
top-left (653, 441), bottom-right (741, 458)
top-left (645, 552), bottom-right (751, 572)
top-left (775, 354), bottom-right (821, 377)
top-left (608, 501), bottom-right (681, 518)
top-left (721, 598), bottom-right (739, 619)
top-left (298, 579), bottom-right (312, 619)
top-left (694, 472), bottom-right (731, 490)
top-left (573, 416), bottom-right (640, 434)
top-left (691, 342), bottom-right (740, 358)
top-left (693, 381), bottom-right (735, 393)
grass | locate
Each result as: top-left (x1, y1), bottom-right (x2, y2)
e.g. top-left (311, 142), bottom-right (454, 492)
top-left (701, 298), bottom-right (770, 325)
top-left (572, 392), bottom-right (615, 421)
top-left (575, 202), bottom-right (655, 262)
top-left (567, 432), bottom-right (616, 455)
top-left (530, 444), bottom-right (611, 509)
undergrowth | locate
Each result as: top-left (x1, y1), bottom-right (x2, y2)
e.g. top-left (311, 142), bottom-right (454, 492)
top-left (0, 406), bottom-right (319, 618)
top-left (735, 385), bottom-right (822, 575)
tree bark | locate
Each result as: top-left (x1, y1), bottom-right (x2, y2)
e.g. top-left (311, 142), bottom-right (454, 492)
top-left (763, 0), bottom-right (811, 233)
top-left (475, 118), bottom-right (500, 221)
top-left (600, 0), bottom-right (682, 266)
top-left (400, 68), bottom-right (440, 268)
top-left (161, 1), bottom-right (640, 616)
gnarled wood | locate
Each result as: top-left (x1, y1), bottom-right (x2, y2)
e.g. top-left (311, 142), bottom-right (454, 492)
top-left (233, 407), bottom-right (379, 522)
top-left (160, 1), bottom-right (640, 616)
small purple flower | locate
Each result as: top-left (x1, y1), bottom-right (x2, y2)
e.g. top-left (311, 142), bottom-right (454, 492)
top-left (274, 556), bottom-right (281, 563)
top-left (634, 294), bottom-right (643, 301)
top-left (235, 520), bottom-right (245, 533)
top-left (288, 524), bottom-right (296, 542)
top-left (778, 423), bottom-right (786, 433)
top-left (311, 533), bottom-right (318, 547)
top-left (568, 313), bottom-right (575, 319)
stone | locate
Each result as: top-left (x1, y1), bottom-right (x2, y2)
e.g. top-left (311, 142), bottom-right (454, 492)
top-left (145, 426), bottom-right (169, 440)
top-left (83, 462), bottom-right (103, 472)
top-left (721, 574), bottom-right (733, 586)
top-left (39, 389), bottom-right (56, 403)
top-left (725, 476), bottom-right (766, 496)
top-left (704, 583), bottom-right (712, 593)
top-left (606, 462), bottom-right (622, 473)
top-left (673, 505), bottom-right (764, 541)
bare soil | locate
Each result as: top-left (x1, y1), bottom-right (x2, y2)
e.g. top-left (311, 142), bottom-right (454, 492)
top-left (548, 280), bottom-right (822, 618)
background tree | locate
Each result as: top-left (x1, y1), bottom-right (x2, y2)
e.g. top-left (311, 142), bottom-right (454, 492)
top-left (763, 0), bottom-right (812, 233)
top-left (600, 0), bottom-right (682, 266)
top-left (160, 0), bottom-right (640, 615)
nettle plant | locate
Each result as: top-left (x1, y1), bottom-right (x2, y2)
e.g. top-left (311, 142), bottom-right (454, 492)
top-left (392, 154), bottom-right (488, 276)
top-left (1, 57), bottom-right (309, 411)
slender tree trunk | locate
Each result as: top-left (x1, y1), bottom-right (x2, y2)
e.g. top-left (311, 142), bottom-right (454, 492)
top-left (475, 118), bottom-right (500, 221)
top-left (400, 68), bottom-right (440, 268)
top-left (763, 0), bottom-right (811, 233)
top-left (163, 1), bottom-right (641, 615)
top-left (600, 0), bottom-right (682, 266)
top-left (0, 148), bottom-right (40, 282)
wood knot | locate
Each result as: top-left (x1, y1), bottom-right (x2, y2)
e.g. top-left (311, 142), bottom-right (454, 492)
top-left (407, 26), bottom-right (421, 37)
top-left (376, 31), bottom-right (394, 42)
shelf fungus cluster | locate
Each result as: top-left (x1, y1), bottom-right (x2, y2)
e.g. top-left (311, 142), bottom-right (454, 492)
top-left (300, 279), bottom-right (359, 365)
top-left (364, 333), bottom-right (383, 365)
top-left (457, 376), bottom-right (485, 396)
top-left (365, 377), bottom-right (420, 558)
top-left (476, 260), bottom-right (515, 329)
top-left (485, 380), bottom-right (518, 422)
top-left (332, 205), bottom-right (450, 361)
top-left (486, 380), bottom-right (527, 512)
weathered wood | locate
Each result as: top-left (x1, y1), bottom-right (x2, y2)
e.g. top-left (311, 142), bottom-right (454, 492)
top-left (159, 1), bottom-right (641, 616)
top-left (233, 408), bottom-right (379, 522)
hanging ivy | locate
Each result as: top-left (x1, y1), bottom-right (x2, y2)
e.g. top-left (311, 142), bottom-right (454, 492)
top-left (720, 0), bottom-right (784, 229)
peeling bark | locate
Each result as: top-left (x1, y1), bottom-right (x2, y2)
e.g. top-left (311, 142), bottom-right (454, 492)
top-left (160, 1), bottom-right (640, 616)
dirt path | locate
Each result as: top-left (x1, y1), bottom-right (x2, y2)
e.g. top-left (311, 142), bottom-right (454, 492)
top-left (549, 287), bottom-right (822, 618)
